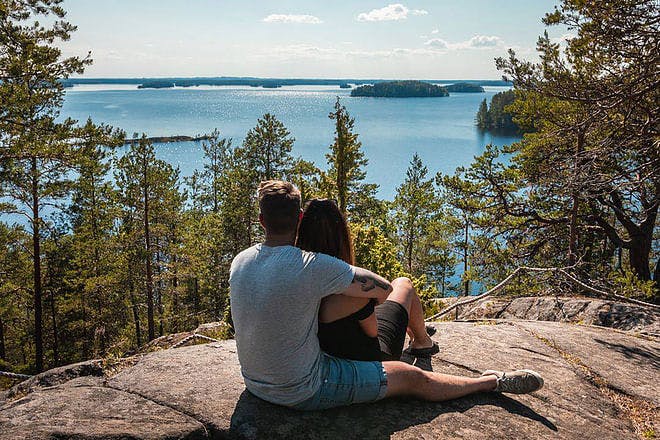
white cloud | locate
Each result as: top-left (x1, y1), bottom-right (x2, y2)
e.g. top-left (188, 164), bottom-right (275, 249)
top-left (424, 35), bottom-right (503, 51)
top-left (262, 14), bottom-right (322, 24)
top-left (431, 29), bottom-right (439, 34)
top-left (424, 38), bottom-right (449, 50)
top-left (465, 35), bottom-right (501, 48)
top-left (357, 4), bottom-right (427, 22)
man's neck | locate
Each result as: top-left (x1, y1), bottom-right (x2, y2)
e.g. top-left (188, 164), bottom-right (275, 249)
top-left (263, 234), bottom-right (296, 247)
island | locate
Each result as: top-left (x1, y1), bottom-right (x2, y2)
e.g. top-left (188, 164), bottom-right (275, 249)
top-left (123, 135), bottom-right (212, 145)
top-left (137, 80), bottom-right (175, 89)
top-left (475, 89), bottom-right (527, 133)
top-left (350, 80), bottom-right (449, 98)
top-left (445, 82), bottom-right (485, 93)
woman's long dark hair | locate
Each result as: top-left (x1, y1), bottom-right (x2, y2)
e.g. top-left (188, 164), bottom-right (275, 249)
top-left (296, 199), bottom-right (355, 265)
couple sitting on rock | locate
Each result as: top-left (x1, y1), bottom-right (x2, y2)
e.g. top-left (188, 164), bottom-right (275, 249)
top-left (229, 180), bottom-right (543, 411)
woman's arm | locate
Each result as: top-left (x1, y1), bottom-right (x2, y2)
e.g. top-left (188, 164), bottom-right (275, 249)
top-left (319, 295), bottom-right (379, 338)
top-left (358, 313), bottom-right (378, 338)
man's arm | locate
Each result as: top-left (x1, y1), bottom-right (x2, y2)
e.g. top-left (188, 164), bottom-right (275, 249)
top-left (341, 266), bottom-right (393, 303)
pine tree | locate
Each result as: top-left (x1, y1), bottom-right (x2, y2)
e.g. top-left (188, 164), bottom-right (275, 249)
top-left (187, 130), bottom-right (232, 213)
top-left (326, 97), bottom-right (377, 217)
top-left (0, 1), bottom-right (98, 371)
top-left (66, 120), bottom-right (124, 357)
top-left (496, 0), bottom-right (659, 290)
top-left (392, 153), bottom-right (437, 275)
top-left (476, 99), bottom-right (490, 129)
top-left (115, 136), bottom-right (182, 342)
top-left (242, 114), bottom-right (294, 181)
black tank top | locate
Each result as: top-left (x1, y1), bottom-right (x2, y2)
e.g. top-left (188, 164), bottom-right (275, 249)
top-left (318, 299), bottom-right (382, 361)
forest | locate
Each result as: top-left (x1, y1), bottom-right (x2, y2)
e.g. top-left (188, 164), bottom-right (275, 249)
top-left (350, 80), bottom-right (449, 97)
top-left (475, 90), bottom-right (520, 132)
top-left (1, 0), bottom-right (658, 380)
top-left (445, 83), bottom-right (484, 93)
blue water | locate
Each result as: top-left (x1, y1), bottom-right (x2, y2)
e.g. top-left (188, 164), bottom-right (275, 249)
top-left (62, 84), bottom-right (520, 199)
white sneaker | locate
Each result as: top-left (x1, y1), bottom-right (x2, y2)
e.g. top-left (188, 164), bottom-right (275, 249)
top-left (482, 369), bottom-right (544, 394)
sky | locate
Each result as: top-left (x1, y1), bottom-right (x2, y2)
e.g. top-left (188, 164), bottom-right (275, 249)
top-left (60, 0), bottom-right (568, 79)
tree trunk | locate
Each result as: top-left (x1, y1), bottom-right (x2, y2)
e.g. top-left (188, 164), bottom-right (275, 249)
top-left (50, 290), bottom-right (59, 366)
top-left (129, 279), bottom-right (141, 347)
top-left (155, 237), bottom-right (164, 337)
top-left (143, 156), bottom-right (155, 341)
top-left (0, 316), bottom-right (5, 360)
top-left (463, 219), bottom-right (469, 297)
top-left (567, 132), bottom-right (584, 266)
top-left (336, 108), bottom-right (347, 214)
top-left (172, 253), bottom-right (179, 333)
top-left (31, 157), bottom-right (44, 372)
top-left (628, 235), bottom-right (652, 280)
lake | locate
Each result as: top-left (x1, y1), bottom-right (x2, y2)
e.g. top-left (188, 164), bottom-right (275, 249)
top-left (62, 84), bottom-right (520, 200)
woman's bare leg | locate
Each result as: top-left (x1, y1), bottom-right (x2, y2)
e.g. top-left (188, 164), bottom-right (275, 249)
top-left (387, 277), bottom-right (433, 349)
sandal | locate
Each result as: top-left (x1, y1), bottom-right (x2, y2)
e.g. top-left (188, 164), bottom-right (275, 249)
top-left (402, 341), bottom-right (440, 357)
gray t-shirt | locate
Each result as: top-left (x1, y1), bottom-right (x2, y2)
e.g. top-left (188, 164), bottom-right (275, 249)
top-left (229, 244), bottom-right (355, 405)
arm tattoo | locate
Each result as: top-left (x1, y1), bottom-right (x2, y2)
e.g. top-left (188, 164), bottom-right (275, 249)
top-left (353, 274), bottom-right (390, 292)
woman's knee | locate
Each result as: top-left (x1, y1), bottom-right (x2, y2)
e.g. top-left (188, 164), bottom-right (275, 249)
top-left (391, 277), bottom-right (414, 292)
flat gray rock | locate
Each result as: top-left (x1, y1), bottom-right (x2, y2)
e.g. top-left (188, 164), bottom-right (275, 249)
top-left (0, 380), bottom-right (207, 439)
top-left (457, 296), bottom-right (659, 336)
top-left (514, 321), bottom-right (660, 404)
top-left (2, 320), bottom-right (657, 439)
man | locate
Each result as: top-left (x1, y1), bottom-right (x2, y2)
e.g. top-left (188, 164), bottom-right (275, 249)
top-left (229, 180), bottom-right (543, 411)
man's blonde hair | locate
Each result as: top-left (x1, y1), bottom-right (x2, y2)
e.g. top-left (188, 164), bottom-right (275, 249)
top-left (258, 180), bottom-right (301, 235)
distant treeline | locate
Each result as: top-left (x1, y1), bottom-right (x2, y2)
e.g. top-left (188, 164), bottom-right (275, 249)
top-left (351, 81), bottom-right (449, 98)
top-left (61, 77), bottom-right (513, 89)
top-left (123, 135), bottom-right (212, 145)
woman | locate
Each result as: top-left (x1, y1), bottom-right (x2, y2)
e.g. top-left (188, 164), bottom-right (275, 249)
top-left (295, 198), bottom-right (438, 362)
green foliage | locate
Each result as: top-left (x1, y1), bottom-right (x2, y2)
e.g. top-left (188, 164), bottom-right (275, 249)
top-left (187, 130), bottom-right (232, 213)
top-left (115, 136), bottom-right (183, 342)
top-left (351, 81), bottom-right (449, 98)
top-left (351, 223), bottom-right (403, 282)
top-left (392, 153), bottom-right (437, 275)
top-left (241, 113), bottom-right (294, 181)
top-left (475, 90), bottom-right (520, 132)
top-left (3, 0), bottom-right (658, 376)
top-left (0, 0), bottom-right (117, 372)
top-left (445, 83), bottom-right (484, 93)
top-left (325, 97), bottom-right (379, 218)
top-left (608, 270), bottom-right (657, 303)
top-left (286, 158), bottom-right (322, 204)
top-left (495, 0), bottom-right (659, 289)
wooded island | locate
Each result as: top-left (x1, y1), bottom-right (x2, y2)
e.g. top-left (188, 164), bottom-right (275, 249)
top-left (350, 80), bottom-right (449, 98)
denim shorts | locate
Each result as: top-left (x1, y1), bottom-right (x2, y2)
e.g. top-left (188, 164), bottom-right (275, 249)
top-left (290, 353), bottom-right (388, 411)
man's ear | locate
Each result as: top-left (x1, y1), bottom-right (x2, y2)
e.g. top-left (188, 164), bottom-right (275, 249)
top-left (299, 210), bottom-right (303, 221)
top-left (259, 213), bottom-right (265, 229)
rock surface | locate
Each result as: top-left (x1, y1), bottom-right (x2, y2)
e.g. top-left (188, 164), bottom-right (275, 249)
top-left (0, 379), bottom-right (207, 439)
top-left (1, 320), bottom-right (658, 439)
top-left (455, 296), bottom-right (659, 336)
